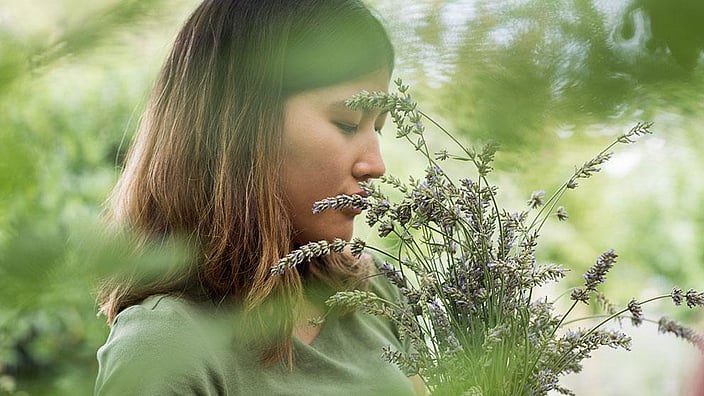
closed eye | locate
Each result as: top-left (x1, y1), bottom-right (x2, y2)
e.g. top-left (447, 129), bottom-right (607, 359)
top-left (334, 122), bottom-right (358, 134)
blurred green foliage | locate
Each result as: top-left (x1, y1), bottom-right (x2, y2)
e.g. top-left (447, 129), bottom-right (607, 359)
top-left (377, 0), bottom-right (704, 303)
top-left (0, 1), bottom-right (197, 394)
top-left (374, 1), bottom-right (704, 391)
top-left (383, 0), bottom-right (704, 147)
top-left (1, 0), bottom-right (703, 394)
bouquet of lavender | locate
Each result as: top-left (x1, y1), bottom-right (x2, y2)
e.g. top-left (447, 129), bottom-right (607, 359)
top-left (272, 80), bottom-right (704, 395)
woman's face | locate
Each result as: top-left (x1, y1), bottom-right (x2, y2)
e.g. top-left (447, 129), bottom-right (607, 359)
top-left (281, 69), bottom-right (390, 244)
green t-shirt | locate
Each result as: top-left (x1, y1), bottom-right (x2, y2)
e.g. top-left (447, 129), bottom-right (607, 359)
top-left (95, 277), bottom-right (416, 395)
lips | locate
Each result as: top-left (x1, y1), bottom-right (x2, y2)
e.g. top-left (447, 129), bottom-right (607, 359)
top-left (343, 191), bottom-right (368, 216)
top-left (350, 190), bottom-right (368, 198)
top-left (343, 206), bottom-right (363, 216)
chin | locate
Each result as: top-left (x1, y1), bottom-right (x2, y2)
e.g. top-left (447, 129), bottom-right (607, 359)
top-left (322, 228), bottom-right (354, 242)
top-left (334, 223), bottom-right (355, 241)
top-left (318, 219), bottom-right (354, 242)
top-left (295, 228), bottom-right (353, 245)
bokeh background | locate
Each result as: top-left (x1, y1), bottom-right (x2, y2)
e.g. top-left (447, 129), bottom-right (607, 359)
top-left (1, 0), bottom-right (702, 394)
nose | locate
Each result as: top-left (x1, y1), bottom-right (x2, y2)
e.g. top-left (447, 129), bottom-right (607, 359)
top-left (352, 130), bottom-right (386, 181)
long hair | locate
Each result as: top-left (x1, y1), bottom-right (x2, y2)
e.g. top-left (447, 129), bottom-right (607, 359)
top-left (98, 0), bottom-right (394, 366)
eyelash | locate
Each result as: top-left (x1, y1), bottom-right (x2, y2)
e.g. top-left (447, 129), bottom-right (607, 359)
top-left (334, 122), bottom-right (358, 134)
top-left (334, 122), bottom-right (383, 135)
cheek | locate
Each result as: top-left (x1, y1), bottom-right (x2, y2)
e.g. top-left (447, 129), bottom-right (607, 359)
top-left (281, 155), bottom-right (340, 210)
top-left (280, 152), bottom-right (351, 237)
top-left (282, 136), bottom-right (348, 193)
top-left (280, 112), bottom-right (352, 219)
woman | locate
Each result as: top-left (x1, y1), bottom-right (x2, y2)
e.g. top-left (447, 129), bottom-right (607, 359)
top-left (95, 0), bottom-right (424, 394)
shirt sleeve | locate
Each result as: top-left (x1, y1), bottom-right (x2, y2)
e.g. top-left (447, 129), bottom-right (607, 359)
top-left (95, 296), bottom-right (227, 396)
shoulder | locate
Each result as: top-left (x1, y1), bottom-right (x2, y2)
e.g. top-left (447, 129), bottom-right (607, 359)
top-left (95, 295), bottom-right (228, 395)
top-left (107, 294), bottom-right (215, 347)
top-left (105, 295), bottom-right (214, 350)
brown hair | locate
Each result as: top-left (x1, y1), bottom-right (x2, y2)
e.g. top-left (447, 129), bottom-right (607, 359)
top-left (98, 0), bottom-right (393, 366)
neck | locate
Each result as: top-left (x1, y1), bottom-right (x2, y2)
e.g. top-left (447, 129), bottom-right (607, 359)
top-left (292, 298), bottom-right (325, 345)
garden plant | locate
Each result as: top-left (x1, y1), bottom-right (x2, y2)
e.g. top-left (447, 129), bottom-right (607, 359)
top-left (272, 80), bottom-right (704, 395)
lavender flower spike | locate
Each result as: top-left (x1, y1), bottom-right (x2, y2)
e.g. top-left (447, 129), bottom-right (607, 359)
top-left (271, 239), bottom-right (347, 275)
top-left (350, 237), bottom-right (366, 258)
top-left (658, 317), bottom-right (704, 352)
top-left (685, 288), bottom-right (704, 308)
top-left (671, 288), bottom-right (684, 306)
top-left (313, 194), bottom-right (369, 214)
top-left (528, 190), bottom-right (545, 209)
top-left (583, 249), bottom-right (618, 292)
top-left (627, 299), bottom-right (643, 326)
